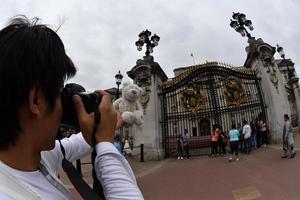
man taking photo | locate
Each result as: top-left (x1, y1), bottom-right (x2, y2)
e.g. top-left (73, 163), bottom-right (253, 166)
top-left (0, 16), bottom-right (143, 200)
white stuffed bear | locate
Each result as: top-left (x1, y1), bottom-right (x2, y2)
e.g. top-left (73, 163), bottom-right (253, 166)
top-left (113, 81), bottom-right (144, 126)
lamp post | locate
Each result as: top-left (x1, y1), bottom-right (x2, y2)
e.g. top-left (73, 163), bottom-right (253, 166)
top-left (276, 44), bottom-right (297, 83)
top-left (230, 12), bottom-right (254, 39)
top-left (115, 70), bottom-right (123, 99)
top-left (135, 29), bottom-right (160, 56)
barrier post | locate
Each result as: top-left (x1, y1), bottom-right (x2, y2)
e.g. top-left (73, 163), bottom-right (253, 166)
top-left (140, 144), bottom-right (144, 162)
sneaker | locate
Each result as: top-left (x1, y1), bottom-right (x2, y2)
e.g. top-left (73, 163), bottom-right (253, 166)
top-left (180, 157), bottom-right (184, 160)
top-left (229, 157), bottom-right (232, 163)
top-left (291, 153), bottom-right (296, 158)
top-left (177, 156), bottom-right (180, 160)
top-left (281, 155), bottom-right (288, 159)
top-left (236, 158), bottom-right (239, 161)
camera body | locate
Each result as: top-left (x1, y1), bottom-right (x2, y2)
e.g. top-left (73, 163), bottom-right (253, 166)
top-left (60, 83), bottom-right (101, 131)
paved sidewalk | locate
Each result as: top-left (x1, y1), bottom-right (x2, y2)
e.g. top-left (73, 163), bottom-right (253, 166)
top-left (59, 135), bottom-right (300, 200)
top-left (137, 135), bottom-right (300, 200)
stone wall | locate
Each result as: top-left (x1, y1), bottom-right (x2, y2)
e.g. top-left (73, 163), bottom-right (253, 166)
top-left (244, 38), bottom-right (291, 143)
top-left (127, 55), bottom-right (168, 160)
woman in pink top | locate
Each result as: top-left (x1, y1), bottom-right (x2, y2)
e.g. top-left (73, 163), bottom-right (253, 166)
top-left (210, 128), bottom-right (220, 157)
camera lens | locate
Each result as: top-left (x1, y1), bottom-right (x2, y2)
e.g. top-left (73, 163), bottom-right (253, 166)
top-left (60, 83), bottom-right (101, 132)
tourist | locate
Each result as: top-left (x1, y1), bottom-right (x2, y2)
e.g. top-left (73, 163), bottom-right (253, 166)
top-left (210, 128), bottom-right (219, 157)
top-left (282, 114), bottom-right (296, 159)
top-left (237, 123), bottom-right (244, 152)
top-left (250, 121), bottom-right (257, 150)
top-left (113, 134), bottom-right (123, 155)
top-left (123, 136), bottom-right (132, 157)
top-left (242, 120), bottom-right (252, 154)
top-left (218, 128), bottom-right (227, 156)
top-left (259, 119), bottom-right (268, 147)
top-left (228, 124), bottom-right (240, 162)
top-left (182, 129), bottom-right (190, 159)
top-left (176, 135), bottom-right (184, 160)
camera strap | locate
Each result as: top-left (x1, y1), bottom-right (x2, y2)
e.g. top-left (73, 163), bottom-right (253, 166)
top-left (59, 140), bottom-right (104, 200)
top-left (91, 107), bottom-right (106, 198)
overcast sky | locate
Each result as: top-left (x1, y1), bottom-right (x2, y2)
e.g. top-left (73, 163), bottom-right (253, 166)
top-left (1, 0), bottom-right (300, 91)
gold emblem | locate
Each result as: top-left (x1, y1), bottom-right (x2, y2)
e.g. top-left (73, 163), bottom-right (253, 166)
top-left (224, 78), bottom-right (247, 107)
top-left (180, 83), bottom-right (206, 113)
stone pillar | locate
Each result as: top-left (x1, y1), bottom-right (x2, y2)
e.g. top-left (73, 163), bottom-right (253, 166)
top-left (244, 38), bottom-right (291, 143)
top-left (127, 55), bottom-right (168, 160)
top-left (277, 59), bottom-right (300, 128)
top-left (291, 82), bottom-right (300, 129)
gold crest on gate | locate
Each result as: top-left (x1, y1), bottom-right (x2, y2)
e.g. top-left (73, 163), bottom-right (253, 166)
top-left (180, 83), bottom-right (206, 113)
top-left (223, 78), bottom-right (247, 107)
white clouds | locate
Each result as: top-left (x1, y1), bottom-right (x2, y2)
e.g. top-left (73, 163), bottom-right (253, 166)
top-left (1, 0), bottom-right (300, 89)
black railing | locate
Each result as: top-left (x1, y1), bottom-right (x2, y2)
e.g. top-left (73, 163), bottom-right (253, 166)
top-left (160, 63), bottom-right (267, 157)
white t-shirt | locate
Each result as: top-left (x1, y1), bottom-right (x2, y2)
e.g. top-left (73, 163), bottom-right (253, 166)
top-left (0, 165), bottom-right (70, 200)
top-left (0, 133), bottom-right (144, 200)
top-left (242, 124), bottom-right (252, 139)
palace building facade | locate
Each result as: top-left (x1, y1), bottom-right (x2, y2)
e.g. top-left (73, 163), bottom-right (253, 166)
top-left (126, 37), bottom-right (300, 160)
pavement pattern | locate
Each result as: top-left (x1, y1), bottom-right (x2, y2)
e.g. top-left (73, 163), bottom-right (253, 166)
top-left (60, 136), bottom-right (300, 200)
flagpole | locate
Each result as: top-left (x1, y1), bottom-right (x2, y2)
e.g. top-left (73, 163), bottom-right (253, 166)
top-left (191, 53), bottom-right (196, 65)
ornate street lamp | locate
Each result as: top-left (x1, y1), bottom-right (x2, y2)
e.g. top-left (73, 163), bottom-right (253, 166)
top-left (276, 44), bottom-right (297, 82)
top-left (230, 12), bottom-right (254, 39)
top-left (115, 70), bottom-right (123, 99)
top-left (135, 29), bottom-right (160, 56)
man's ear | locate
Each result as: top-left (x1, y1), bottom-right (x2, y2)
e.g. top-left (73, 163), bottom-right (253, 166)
top-left (28, 86), bottom-right (42, 117)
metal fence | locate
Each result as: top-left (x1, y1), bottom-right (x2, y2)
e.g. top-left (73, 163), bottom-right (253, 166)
top-left (160, 63), bottom-right (267, 157)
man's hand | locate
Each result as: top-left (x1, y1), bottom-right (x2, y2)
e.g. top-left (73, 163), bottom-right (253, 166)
top-left (93, 90), bottom-right (117, 143)
top-left (73, 90), bottom-right (120, 146)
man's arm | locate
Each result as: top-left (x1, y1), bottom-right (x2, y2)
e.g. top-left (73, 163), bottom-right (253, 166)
top-left (73, 90), bottom-right (144, 199)
top-left (41, 133), bottom-right (92, 175)
top-left (94, 142), bottom-right (144, 200)
top-left (59, 133), bottom-right (93, 161)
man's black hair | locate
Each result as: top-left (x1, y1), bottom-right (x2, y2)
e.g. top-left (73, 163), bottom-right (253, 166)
top-left (0, 16), bottom-right (76, 150)
top-left (284, 114), bottom-right (289, 120)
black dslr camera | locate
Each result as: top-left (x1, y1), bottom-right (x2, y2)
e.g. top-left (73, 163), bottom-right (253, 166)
top-left (60, 83), bottom-right (101, 132)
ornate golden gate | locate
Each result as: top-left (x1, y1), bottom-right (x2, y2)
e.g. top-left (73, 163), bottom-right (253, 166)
top-left (160, 62), bottom-right (267, 157)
